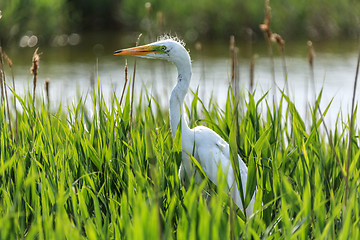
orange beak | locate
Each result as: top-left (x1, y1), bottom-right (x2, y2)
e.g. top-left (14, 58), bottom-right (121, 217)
top-left (114, 45), bottom-right (155, 56)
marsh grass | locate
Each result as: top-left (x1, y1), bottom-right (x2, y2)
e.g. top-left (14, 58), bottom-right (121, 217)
top-left (1, 0), bottom-right (360, 236)
top-left (1, 21), bottom-right (360, 237)
top-left (0, 60), bottom-right (359, 238)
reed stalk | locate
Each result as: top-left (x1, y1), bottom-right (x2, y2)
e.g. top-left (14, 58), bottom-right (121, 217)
top-left (156, 11), bottom-right (164, 36)
top-left (272, 33), bottom-right (289, 97)
top-left (307, 41), bottom-right (316, 96)
top-left (307, 41), bottom-right (344, 178)
top-left (229, 36), bottom-right (239, 97)
top-left (130, 33), bottom-right (142, 133)
top-left (145, 2), bottom-right (153, 41)
top-left (345, 42), bottom-right (360, 204)
top-left (0, 47), bottom-right (14, 141)
top-left (230, 36), bottom-right (236, 85)
top-left (229, 193), bottom-right (235, 240)
top-left (45, 78), bottom-right (50, 111)
top-left (246, 28), bottom-right (255, 92)
top-left (260, 0), bottom-right (277, 104)
top-left (249, 55), bottom-right (256, 92)
top-left (0, 47), bottom-right (5, 104)
top-left (246, 28), bottom-right (254, 57)
top-left (4, 53), bottom-right (17, 141)
top-left (119, 60), bottom-right (128, 106)
top-left (1, 51), bottom-right (12, 140)
top-left (90, 69), bottom-right (95, 90)
top-left (306, 41), bottom-right (316, 124)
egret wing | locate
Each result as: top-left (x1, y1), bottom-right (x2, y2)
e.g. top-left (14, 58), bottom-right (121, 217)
top-left (193, 127), bottom-right (251, 212)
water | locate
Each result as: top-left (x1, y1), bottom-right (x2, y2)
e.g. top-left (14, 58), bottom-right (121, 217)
top-left (3, 35), bottom-right (360, 127)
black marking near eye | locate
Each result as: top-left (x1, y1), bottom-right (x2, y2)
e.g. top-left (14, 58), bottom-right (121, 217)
top-left (165, 46), bottom-right (172, 56)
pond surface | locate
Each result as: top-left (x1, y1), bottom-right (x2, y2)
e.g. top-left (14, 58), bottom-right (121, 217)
top-left (3, 34), bottom-right (360, 127)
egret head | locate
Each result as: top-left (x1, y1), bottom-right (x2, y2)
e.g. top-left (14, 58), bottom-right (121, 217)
top-left (114, 38), bottom-right (190, 64)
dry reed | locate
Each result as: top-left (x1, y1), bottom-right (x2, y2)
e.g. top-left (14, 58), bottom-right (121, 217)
top-left (45, 78), bottom-right (50, 110)
top-left (260, 0), bottom-right (277, 103)
top-left (0, 47), bottom-right (14, 140)
top-left (230, 35), bottom-right (236, 84)
top-left (119, 60), bottom-right (128, 106)
top-left (145, 2), bottom-right (153, 41)
top-left (4, 53), bottom-right (17, 141)
top-left (195, 42), bottom-right (205, 81)
top-left (307, 41), bottom-right (316, 93)
top-left (229, 36), bottom-right (239, 97)
top-left (30, 48), bottom-right (40, 105)
top-left (90, 69), bottom-right (95, 90)
top-left (271, 33), bottom-right (289, 97)
top-left (156, 11), bottom-right (164, 35)
top-left (245, 28), bottom-right (254, 57)
top-left (0, 47), bottom-right (5, 104)
top-left (249, 55), bottom-right (257, 92)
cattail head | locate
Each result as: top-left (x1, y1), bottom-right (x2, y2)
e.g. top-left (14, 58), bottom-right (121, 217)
top-left (45, 78), bottom-right (50, 110)
top-left (271, 33), bottom-right (285, 51)
top-left (3, 53), bottom-right (13, 68)
top-left (30, 47), bottom-right (40, 77)
top-left (260, 0), bottom-right (272, 38)
top-left (124, 59), bottom-right (128, 82)
top-left (307, 41), bottom-right (315, 67)
top-left (229, 35), bottom-right (235, 51)
top-left (264, 0), bottom-right (271, 25)
top-left (31, 47), bottom-right (40, 104)
top-left (259, 24), bottom-right (268, 33)
top-left (45, 78), bottom-right (50, 92)
top-left (157, 11), bottom-right (164, 27)
top-left (250, 54), bottom-right (258, 91)
top-left (195, 42), bottom-right (202, 52)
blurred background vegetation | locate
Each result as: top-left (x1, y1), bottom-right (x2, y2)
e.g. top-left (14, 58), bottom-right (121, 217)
top-left (0, 0), bottom-right (360, 47)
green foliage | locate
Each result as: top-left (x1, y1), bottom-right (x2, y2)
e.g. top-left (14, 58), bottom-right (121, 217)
top-left (1, 0), bottom-right (360, 44)
top-left (0, 82), bottom-right (359, 239)
top-left (120, 0), bottom-right (360, 40)
top-left (0, 0), bottom-right (71, 42)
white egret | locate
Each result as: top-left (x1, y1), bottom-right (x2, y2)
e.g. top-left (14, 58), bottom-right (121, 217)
top-left (114, 38), bottom-right (256, 217)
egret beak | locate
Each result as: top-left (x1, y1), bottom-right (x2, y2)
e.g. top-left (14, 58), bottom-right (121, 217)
top-left (114, 45), bottom-right (156, 56)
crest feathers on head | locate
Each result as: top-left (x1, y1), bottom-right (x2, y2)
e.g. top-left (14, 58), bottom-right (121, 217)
top-left (157, 34), bottom-right (185, 47)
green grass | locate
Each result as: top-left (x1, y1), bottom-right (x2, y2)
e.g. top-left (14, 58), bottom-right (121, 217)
top-left (0, 76), bottom-right (359, 239)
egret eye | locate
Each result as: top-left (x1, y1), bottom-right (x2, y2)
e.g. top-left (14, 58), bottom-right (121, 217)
top-left (161, 46), bottom-right (167, 51)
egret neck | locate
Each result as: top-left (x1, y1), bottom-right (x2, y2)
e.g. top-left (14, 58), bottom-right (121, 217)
top-left (169, 52), bottom-right (192, 138)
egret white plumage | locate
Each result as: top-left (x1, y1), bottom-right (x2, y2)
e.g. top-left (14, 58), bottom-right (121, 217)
top-left (114, 38), bottom-right (256, 217)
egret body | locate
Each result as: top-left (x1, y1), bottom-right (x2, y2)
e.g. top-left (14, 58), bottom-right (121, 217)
top-left (114, 38), bottom-right (256, 217)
